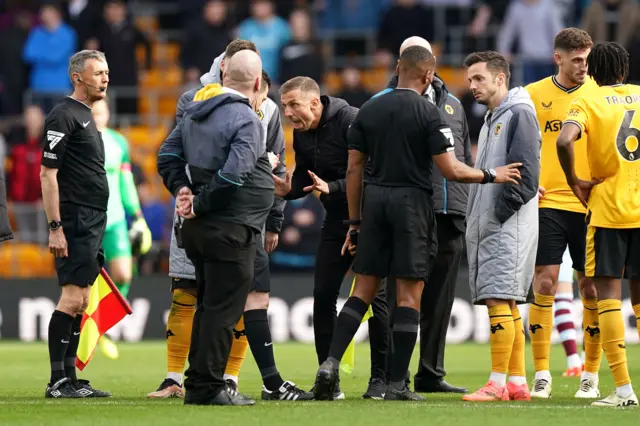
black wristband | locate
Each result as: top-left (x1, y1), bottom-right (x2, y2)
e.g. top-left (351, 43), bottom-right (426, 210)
top-left (343, 219), bottom-right (361, 226)
top-left (481, 169), bottom-right (491, 184)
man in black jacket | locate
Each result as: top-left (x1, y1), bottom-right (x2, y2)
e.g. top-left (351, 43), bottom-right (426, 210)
top-left (275, 76), bottom-right (389, 400)
top-left (380, 37), bottom-right (472, 394)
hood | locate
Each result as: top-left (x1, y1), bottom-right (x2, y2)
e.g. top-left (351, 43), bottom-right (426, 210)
top-left (185, 83), bottom-right (250, 121)
top-left (487, 86), bottom-right (535, 122)
top-left (386, 73), bottom-right (449, 107)
top-left (199, 52), bottom-right (225, 86)
top-left (318, 95), bottom-right (350, 127)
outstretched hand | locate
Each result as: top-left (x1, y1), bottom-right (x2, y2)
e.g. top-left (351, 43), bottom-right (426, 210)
top-left (273, 170), bottom-right (292, 197)
top-left (303, 171), bottom-right (330, 195)
top-left (494, 163), bottom-right (522, 184)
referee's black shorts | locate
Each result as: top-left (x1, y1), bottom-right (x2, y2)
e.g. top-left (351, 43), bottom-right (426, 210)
top-left (55, 203), bottom-right (107, 287)
top-left (352, 185), bottom-right (437, 280)
top-left (170, 231), bottom-right (270, 293)
top-left (535, 207), bottom-right (586, 271)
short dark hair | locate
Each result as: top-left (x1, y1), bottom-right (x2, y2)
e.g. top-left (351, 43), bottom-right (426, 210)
top-left (279, 76), bottom-right (320, 96)
top-left (224, 39), bottom-right (258, 59)
top-left (463, 51), bottom-right (511, 84)
top-left (398, 45), bottom-right (435, 77)
top-left (587, 42), bottom-right (629, 86)
top-left (554, 28), bottom-right (593, 51)
top-left (261, 70), bottom-right (271, 92)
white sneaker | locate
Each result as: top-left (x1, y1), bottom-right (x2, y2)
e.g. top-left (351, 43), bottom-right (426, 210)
top-left (591, 391), bottom-right (638, 408)
top-left (575, 378), bottom-right (600, 399)
top-left (530, 378), bottom-right (552, 399)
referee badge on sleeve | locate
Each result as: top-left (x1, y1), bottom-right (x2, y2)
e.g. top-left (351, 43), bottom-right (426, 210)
top-left (47, 130), bottom-right (65, 150)
top-left (445, 105), bottom-right (454, 115)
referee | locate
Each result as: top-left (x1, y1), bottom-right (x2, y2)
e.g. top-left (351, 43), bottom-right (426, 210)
top-left (312, 46), bottom-right (521, 401)
top-left (41, 50), bottom-right (111, 399)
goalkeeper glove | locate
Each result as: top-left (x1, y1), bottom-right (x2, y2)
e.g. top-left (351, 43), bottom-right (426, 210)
top-left (129, 217), bottom-right (152, 256)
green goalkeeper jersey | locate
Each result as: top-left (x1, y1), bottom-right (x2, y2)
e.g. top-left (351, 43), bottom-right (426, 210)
top-left (102, 128), bottom-right (142, 229)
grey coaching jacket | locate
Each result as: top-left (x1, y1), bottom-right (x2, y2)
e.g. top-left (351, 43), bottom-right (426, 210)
top-left (164, 53), bottom-right (286, 280)
top-left (466, 87), bottom-right (541, 305)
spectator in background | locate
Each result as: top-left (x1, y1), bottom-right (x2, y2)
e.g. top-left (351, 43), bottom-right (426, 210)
top-left (582, 0), bottom-right (638, 49)
top-left (63, 0), bottom-right (104, 48)
top-left (336, 66), bottom-right (372, 108)
top-left (88, 0), bottom-right (151, 117)
top-left (497, 0), bottom-right (563, 85)
top-left (181, 0), bottom-right (231, 85)
top-left (238, 0), bottom-right (291, 82)
top-left (270, 196), bottom-right (325, 271)
top-left (278, 8), bottom-right (323, 87)
top-left (7, 105), bottom-right (47, 245)
top-left (0, 9), bottom-right (33, 115)
top-left (377, 0), bottom-right (433, 58)
top-left (22, 3), bottom-right (77, 113)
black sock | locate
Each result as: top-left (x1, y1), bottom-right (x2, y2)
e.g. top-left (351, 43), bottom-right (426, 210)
top-left (389, 307), bottom-right (420, 383)
top-left (64, 315), bottom-right (82, 382)
top-left (48, 310), bottom-right (75, 384)
top-left (327, 297), bottom-right (369, 363)
top-left (245, 309), bottom-right (284, 391)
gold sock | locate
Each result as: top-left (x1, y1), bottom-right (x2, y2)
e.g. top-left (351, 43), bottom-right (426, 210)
top-left (529, 292), bottom-right (555, 372)
top-left (224, 315), bottom-right (249, 379)
top-left (508, 305), bottom-right (526, 377)
top-left (167, 289), bottom-right (196, 375)
top-left (488, 304), bottom-right (515, 374)
top-left (598, 299), bottom-right (630, 387)
top-left (633, 304), bottom-right (640, 341)
top-left (582, 297), bottom-right (602, 374)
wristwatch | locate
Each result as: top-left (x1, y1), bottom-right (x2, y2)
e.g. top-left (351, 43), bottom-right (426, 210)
top-left (49, 220), bottom-right (62, 231)
top-left (482, 168), bottom-right (497, 184)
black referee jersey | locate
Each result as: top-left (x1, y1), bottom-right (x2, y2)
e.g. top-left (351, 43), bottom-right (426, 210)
top-left (41, 96), bottom-right (109, 211)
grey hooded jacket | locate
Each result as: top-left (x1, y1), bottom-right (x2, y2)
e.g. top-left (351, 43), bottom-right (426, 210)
top-left (163, 53), bottom-right (285, 279)
top-left (466, 87), bottom-right (541, 305)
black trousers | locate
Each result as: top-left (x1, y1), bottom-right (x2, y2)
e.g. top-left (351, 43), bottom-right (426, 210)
top-left (386, 214), bottom-right (465, 384)
top-left (181, 219), bottom-right (256, 399)
top-left (313, 222), bottom-right (389, 379)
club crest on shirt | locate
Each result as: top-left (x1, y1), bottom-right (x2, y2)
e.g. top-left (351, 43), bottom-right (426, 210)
top-left (257, 110), bottom-right (264, 121)
top-left (445, 104), bottom-right (454, 115)
top-left (494, 123), bottom-right (502, 136)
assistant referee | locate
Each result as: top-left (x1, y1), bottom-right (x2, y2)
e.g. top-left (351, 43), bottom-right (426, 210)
top-left (313, 46), bottom-right (522, 401)
top-left (41, 50), bottom-right (111, 399)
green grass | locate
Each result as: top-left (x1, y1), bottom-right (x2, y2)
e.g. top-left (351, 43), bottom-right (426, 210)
top-left (0, 342), bottom-right (638, 425)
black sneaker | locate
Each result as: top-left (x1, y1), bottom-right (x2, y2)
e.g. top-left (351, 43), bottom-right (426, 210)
top-left (384, 384), bottom-right (426, 401)
top-left (262, 380), bottom-right (314, 401)
top-left (147, 378), bottom-right (184, 398)
top-left (313, 360), bottom-right (340, 401)
top-left (45, 377), bottom-right (83, 399)
top-left (225, 379), bottom-right (239, 397)
top-left (310, 377), bottom-right (345, 400)
top-left (363, 377), bottom-right (386, 400)
top-left (73, 379), bottom-right (112, 397)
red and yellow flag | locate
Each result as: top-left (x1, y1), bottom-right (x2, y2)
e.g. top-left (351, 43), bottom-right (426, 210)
top-left (76, 268), bottom-right (133, 370)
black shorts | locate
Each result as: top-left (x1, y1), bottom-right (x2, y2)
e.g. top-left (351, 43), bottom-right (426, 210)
top-left (352, 185), bottom-right (437, 280)
top-left (536, 208), bottom-right (586, 271)
top-left (585, 225), bottom-right (640, 280)
top-left (251, 235), bottom-right (270, 293)
top-left (55, 203), bottom-right (107, 287)
top-left (169, 233), bottom-right (270, 293)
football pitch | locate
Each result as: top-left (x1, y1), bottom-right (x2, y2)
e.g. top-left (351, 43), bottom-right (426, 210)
top-left (0, 342), bottom-right (638, 425)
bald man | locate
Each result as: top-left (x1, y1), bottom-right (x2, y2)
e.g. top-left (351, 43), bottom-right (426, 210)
top-left (377, 36), bottom-right (472, 394)
top-left (158, 49), bottom-right (272, 406)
